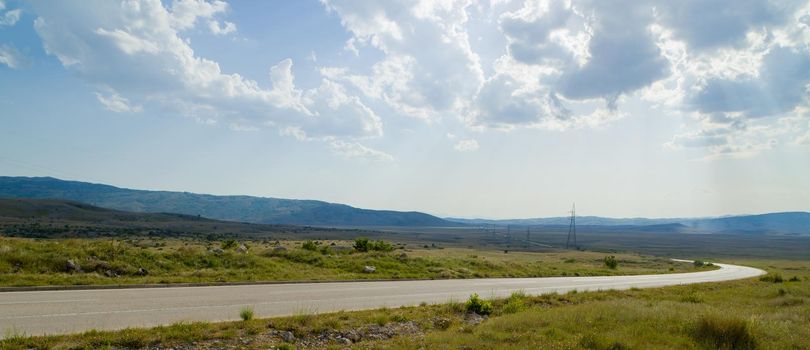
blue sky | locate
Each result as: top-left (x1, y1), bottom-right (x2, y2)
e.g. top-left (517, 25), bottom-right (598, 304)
top-left (1, 0), bottom-right (809, 219)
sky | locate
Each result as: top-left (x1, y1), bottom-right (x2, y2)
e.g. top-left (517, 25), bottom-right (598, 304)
top-left (0, 0), bottom-right (809, 219)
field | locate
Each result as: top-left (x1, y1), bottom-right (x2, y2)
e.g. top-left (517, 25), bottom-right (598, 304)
top-left (0, 237), bottom-right (701, 287)
top-left (2, 259), bottom-right (807, 349)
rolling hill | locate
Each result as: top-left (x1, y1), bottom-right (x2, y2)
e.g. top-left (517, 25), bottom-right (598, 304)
top-left (0, 177), bottom-right (458, 227)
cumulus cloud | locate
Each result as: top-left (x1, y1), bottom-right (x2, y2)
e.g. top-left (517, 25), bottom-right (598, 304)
top-left (29, 0), bottom-right (381, 147)
top-left (320, 0), bottom-right (484, 121)
top-left (453, 138), bottom-right (479, 152)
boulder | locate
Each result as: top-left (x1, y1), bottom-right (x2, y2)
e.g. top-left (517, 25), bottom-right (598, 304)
top-left (363, 265), bottom-right (376, 274)
top-left (104, 269), bottom-right (119, 278)
top-left (280, 330), bottom-right (296, 343)
top-left (66, 259), bottom-right (81, 273)
top-left (136, 267), bottom-right (149, 276)
top-left (236, 244), bottom-right (249, 254)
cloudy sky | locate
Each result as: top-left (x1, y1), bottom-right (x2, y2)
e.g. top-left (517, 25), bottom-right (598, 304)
top-left (1, 0), bottom-right (809, 219)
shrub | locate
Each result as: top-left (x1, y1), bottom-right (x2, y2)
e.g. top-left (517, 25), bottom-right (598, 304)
top-left (301, 240), bottom-right (317, 251)
top-left (693, 260), bottom-right (705, 267)
top-left (240, 307), bottom-right (254, 321)
top-left (692, 315), bottom-right (756, 350)
top-left (788, 276), bottom-right (800, 282)
top-left (353, 238), bottom-right (393, 252)
top-left (353, 238), bottom-right (370, 252)
top-left (603, 256), bottom-right (618, 269)
top-left (465, 293), bottom-right (493, 315)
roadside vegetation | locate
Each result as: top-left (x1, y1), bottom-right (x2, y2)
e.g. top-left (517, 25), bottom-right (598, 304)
top-left (2, 259), bottom-right (807, 349)
top-left (0, 237), bottom-right (707, 287)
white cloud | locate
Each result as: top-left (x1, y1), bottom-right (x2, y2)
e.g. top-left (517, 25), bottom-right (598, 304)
top-left (0, 44), bottom-right (25, 69)
top-left (29, 0), bottom-right (382, 151)
top-left (329, 140), bottom-right (393, 161)
top-left (95, 90), bottom-right (143, 113)
top-left (321, 0), bottom-right (485, 121)
top-left (208, 20), bottom-right (236, 36)
top-left (0, 8), bottom-right (20, 26)
top-left (454, 138), bottom-right (479, 152)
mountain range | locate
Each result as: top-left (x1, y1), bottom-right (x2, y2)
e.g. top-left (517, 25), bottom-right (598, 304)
top-left (0, 176), bottom-right (808, 234)
top-left (0, 177), bottom-right (456, 227)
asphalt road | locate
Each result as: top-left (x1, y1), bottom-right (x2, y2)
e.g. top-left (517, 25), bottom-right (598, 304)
top-left (0, 262), bottom-right (764, 338)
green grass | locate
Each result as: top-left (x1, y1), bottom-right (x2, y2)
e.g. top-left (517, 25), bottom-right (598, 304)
top-left (0, 237), bottom-right (703, 287)
top-left (3, 259), bottom-right (808, 349)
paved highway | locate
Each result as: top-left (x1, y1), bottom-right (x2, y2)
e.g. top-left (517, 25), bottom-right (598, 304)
top-left (0, 262), bottom-right (764, 338)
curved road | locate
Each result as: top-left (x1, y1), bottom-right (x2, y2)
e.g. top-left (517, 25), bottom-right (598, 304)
top-left (0, 262), bottom-right (763, 338)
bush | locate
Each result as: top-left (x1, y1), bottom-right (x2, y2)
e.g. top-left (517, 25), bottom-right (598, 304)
top-left (301, 240), bottom-right (317, 251)
top-left (465, 293), bottom-right (493, 315)
top-left (759, 273), bottom-right (783, 283)
top-left (353, 238), bottom-right (394, 252)
top-left (693, 260), bottom-right (705, 267)
top-left (240, 306), bottom-right (254, 321)
top-left (353, 238), bottom-right (370, 252)
top-left (603, 256), bottom-right (618, 269)
top-left (788, 276), bottom-right (800, 282)
top-left (692, 315), bottom-right (756, 350)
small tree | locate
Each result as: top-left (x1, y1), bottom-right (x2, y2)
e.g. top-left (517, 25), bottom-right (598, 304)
top-left (604, 255), bottom-right (618, 269)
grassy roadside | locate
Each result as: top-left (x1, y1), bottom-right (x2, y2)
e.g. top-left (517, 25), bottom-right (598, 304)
top-left (2, 259), bottom-right (807, 349)
top-left (0, 237), bottom-right (705, 287)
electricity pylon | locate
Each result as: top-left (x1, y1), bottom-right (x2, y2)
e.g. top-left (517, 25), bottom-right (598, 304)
top-left (566, 203), bottom-right (577, 249)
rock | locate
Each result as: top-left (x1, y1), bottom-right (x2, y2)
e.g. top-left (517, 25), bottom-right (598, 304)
top-left (464, 312), bottom-right (486, 325)
top-left (104, 269), bottom-right (119, 278)
top-left (136, 267), bottom-right (149, 276)
top-left (343, 329), bottom-right (361, 343)
top-left (236, 244), bottom-right (249, 254)
top-left (363, 265), bottom-right (376, 273)
top-left (336, 337), bottom-right (352, 345)
top-left (211, 247), bottom-right (224, 254)
top-left (66, 259), bottom-right (81, 273)
top-left (280, 330), bottom-right (296, 343)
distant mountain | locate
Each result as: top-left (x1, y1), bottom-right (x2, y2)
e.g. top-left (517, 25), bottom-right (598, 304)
top-left (447, 212), bottom-right (810, 235)
top-left (0, 177), bottom-right (459, 227)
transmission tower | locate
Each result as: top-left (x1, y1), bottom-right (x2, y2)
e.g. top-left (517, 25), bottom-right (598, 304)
top-left (566, 203), bottom-right (577, 249)
top-left (525, 227), bottom-right (531, 248)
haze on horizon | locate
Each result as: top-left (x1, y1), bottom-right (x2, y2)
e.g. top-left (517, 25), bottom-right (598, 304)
top-left (1, 0), bottom-right (809, 220)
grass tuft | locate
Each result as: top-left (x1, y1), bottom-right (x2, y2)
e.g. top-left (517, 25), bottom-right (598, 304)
top-left (239, 306), bottom-right (254, 321)
top-left (692, 315), bottom-right (756, 350)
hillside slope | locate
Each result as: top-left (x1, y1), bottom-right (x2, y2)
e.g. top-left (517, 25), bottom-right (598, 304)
top-left (0, 177), bottom-right (458, 227)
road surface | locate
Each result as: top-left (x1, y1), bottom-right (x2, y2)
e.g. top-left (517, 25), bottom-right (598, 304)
top-left (0, 261), bottom-right (764, 338)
